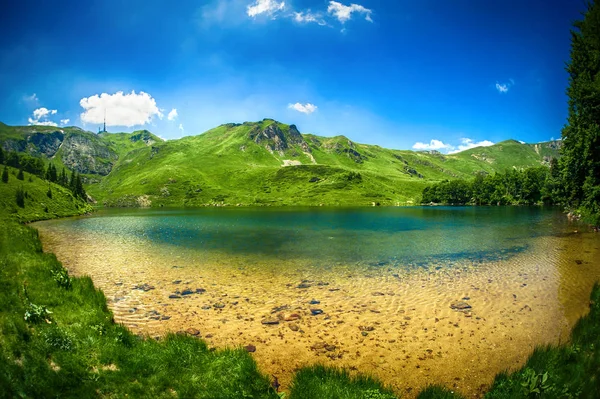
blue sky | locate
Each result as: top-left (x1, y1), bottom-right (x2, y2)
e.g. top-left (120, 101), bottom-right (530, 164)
top-left (0, 0), bottom-right (587, 152)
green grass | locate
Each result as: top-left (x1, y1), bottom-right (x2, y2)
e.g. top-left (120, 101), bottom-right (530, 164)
top-left (83, 121), bottom-right (557, 207)
top-left (288, 365), bottom-right (396, 399)
top-left (0, 165), bottom-right (92, 222)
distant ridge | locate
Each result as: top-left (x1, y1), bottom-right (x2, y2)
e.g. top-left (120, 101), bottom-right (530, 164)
top-left (0, 120), bottom-right (561, 207)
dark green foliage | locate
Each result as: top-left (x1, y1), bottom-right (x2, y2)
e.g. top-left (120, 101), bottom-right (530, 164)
top-left (16, 168), bottom-right (24, 180)
top-left (19, 153), bottom-right (45, 176)
top-left (15, 186), bottom-right (25, 207)
top-left (559, 1), bottom-right (600, 225)
top-left (5, 151), bottom-right (19, 168)
top-left (421, 167), bottom-right (557, 206)
top-left (1, 165), bottom-right (7, 183)
top-left (47, 187), bottom-right (52, 199)
top-left (66, 169), bottom-right (87, 200)
top-left (289, 365), bottom-right (397, 399)
top-left (0, 146), bottom-right (4, 164)
top-left (45, 163), bottom-right (58, 183)
top-left (59, 167), bottom-right (68, 187)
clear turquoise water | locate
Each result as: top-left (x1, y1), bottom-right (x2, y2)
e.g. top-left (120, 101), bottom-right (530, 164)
top-left (37, 206), bottom-right (570, 268)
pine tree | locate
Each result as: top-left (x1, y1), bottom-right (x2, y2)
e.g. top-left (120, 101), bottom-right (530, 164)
top-left (1, 166), bottom-right (8, 183)
top-left (45, 163), bottom-right (57, 183)
top-left (15, 187), bottom-right (25, 208)
top-left (0, 146), bottom-right (4, 164)
top-left (60, 168), bottom-right (68, 186)
top-left (47, 187), bottom-right (52, 199)
top-left (17, 168), bottom-right (24, 181)
top-left (560, 1), bottom-right (600, 225)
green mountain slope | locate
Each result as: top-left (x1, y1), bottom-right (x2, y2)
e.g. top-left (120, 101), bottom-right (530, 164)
top-left (0, 120), bottom-right (561, 207)
top-left (0, 165), bottom-right (92, 222)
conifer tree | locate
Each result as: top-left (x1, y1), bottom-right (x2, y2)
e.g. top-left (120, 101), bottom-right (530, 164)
top-left (0, 146), bottom-right (4, 164)
top-left (1, 166), bottom-right (8, 183)
top-left (17, 168), bottom-right (24, 181)
top-left (560, 1), bottom-right (600, 225)
top-left (15, 187), bottom-right (25, 208)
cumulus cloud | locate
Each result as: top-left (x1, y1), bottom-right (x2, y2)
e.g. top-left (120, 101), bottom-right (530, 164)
top-left (179, 123), bottom-right (184, 132)
top-left (448, 138), bottom-right (495, 154)
top-left (247, 0), bottom-right (285, 17)
top-left (60, 119), bottom-right (70, 125)
top-left (327, 1), bottom-right (372, 23)
top-left (412, 138), bottom-right (494, 154)
top-left (495, 78), bottom-right (514, 94)
top-left (168, 108), bottom-right (178, 121)
top-left (28, 107), bottom-right (59, 126)
top-left (288, 102), bottom-right (318, 114)
top-left (412, 139), bottom-right (453, 151)
top-left (294, 11), bottom-right (326, 25)
top-left (79, 91), bottom-right (164, 127)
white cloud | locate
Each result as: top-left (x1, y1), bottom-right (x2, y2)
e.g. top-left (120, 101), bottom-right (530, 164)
top-left (327, 1), bottom-right (372, 23)
top-left (33, 107), bottom-right (57, 119)
top-left (247, 0), bottom-right (285, 17)
top-left (168, 108), bottom-right (178, 121)
top-left (60, 119), bottom-right (70, 125)
top-left (23, 93), bottom-right (39, 105)
top-left (412, 139), bottom-right (453, 151)
top-left (412, 138), bottom-right (495, 154)
top-left (28, 119), bottom-right (58, 127)
top-left (288, 102), bottom-right (318, 114)
top-left (179, 123), bottom-right (184, 132)
top-left (79, 91), bottom-right (164, 127)
top-left (294, 11), bottom-right (326, 25)
top-left (495, 79), bottom-right (514, 94)
top-left (28, 107), bottom-right (59, 126)
top-left (449, 138), bottom-right (495, 154)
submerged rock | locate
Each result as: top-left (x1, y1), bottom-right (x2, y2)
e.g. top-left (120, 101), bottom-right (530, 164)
top-left (169, 294), bottom-right (181, 299)
top-left (244, 344), bottom-right (257, 353)
top-left (261, 318), bottom-right (280, 325)
top-left (309, 299), bottom-right (320, 305)
top-left (450, 301), bottom-right (472, 310)
top-left (134, 283), bottom-right (155, 292)
top-left (310, 309), bottom-right (324, 316)
top-left (283, 313), bottom-right (301, 321)
top-left (185, 328), bottom-right (200, 336)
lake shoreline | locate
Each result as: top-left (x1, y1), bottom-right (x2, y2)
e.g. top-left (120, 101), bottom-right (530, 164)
top-left (32, 207), bottom-right (600, 397)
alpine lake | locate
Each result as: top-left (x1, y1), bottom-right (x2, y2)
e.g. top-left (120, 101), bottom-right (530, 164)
top-left (32, 206), bottom-right (600, 398)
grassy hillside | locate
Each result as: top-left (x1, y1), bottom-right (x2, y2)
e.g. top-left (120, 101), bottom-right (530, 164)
top-left (88, 120), bottom-right (559, 207)
top-left (0, 165), bottom-right (92, 222)
top-left (1, 120), bottom-right (560, 207)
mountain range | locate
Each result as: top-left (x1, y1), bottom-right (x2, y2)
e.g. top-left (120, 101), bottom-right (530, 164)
top-left (0, 119), bottom-right (561, 207)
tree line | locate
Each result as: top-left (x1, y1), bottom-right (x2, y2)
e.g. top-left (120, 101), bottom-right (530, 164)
top-left (422, 2), bottom-right (599, 226)
top-left (0, 147), bottom-right (87, 201)
top-left (421, 164), bottom-right (560, 206)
